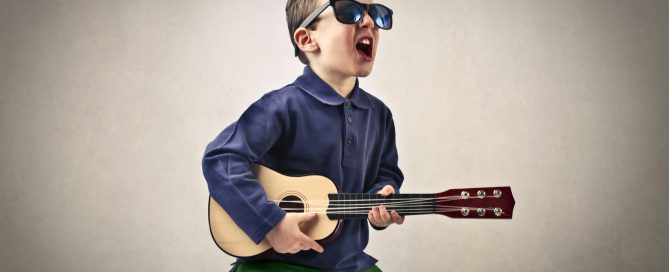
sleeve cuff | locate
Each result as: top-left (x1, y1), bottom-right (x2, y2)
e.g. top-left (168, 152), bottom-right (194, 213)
top-left (248, 206), bottom-right (287, 244)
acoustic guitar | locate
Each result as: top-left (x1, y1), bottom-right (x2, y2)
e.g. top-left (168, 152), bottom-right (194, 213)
top-left (208, 164), bottom-right (516, 257)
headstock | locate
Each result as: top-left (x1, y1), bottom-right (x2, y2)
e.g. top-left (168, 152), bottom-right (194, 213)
top-left (435, 186), bottom-right (515, 219)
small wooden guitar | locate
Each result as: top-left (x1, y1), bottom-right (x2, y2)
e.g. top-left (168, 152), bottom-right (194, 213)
top-left (209, 164), bottom-right (516, 257)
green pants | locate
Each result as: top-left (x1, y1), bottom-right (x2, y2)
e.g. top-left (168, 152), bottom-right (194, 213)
top-left (235, 261), bottom-right (382, 272)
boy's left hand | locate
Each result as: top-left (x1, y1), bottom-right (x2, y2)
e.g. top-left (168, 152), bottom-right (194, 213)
top-left (368, 185), bottom-right (405, 228)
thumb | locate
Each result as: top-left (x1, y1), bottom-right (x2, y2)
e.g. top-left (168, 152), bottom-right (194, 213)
top-left (377, 185), bottom-right (395, 196)
top-left (299, 213), bottom-right (318, 222)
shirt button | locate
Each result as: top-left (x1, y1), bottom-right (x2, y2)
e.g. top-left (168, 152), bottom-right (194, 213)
top-left (347, 116), bottom-right (353, 124)
top-left (347, 136), bottom-right (354, 144)
top-left (344, 102), bottom-right (351, 109)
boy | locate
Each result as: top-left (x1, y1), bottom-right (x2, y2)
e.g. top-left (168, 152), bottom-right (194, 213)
top-left (202, 0), bottom-right (403, 271)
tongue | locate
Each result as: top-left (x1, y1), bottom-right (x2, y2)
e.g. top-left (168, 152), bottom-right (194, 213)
top-left (356, 48), bottom-right (365, 55)
top-left (356, 43), bottom-right (370, 56)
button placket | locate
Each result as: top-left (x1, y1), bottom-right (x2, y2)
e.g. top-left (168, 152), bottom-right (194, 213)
top-left (343, 101), bottom-right (357, 167)
top-left (344, 101), bottom-right (354, 144)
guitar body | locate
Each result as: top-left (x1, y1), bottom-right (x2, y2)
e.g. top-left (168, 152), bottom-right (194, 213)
top-left (208, 164), bottom-right (340, 257)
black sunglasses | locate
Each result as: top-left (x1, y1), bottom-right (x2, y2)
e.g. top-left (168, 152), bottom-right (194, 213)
top-left (299, 0), bottom-right (393, 30)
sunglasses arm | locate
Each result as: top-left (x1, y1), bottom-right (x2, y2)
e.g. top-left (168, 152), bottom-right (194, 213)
top-left (298, 1), bottom-right (331, 29)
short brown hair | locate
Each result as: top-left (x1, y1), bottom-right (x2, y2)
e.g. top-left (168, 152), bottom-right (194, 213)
top-left (286, 0), bottom-right (322, 65)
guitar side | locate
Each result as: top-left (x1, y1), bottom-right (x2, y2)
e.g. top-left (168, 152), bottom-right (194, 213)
top-left (208, 164), bottom-right (340, 258)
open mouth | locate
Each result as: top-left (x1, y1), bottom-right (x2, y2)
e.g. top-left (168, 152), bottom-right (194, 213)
top-left (355, 36), bottom-right (373, 59)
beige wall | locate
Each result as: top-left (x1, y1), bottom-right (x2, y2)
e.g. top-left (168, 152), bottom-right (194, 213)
top-left (1, 0), bottom-right (667, 271)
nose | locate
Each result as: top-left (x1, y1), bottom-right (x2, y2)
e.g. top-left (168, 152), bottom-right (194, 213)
top-left (358, 10), bottom-right (375, 29)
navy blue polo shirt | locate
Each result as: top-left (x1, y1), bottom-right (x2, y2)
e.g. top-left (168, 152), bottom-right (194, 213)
top-left (202, 66), bottom-right (404, 272)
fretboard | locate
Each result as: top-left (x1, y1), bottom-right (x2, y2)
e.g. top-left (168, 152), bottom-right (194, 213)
top-left (326, 193), bottom-right (436, 220)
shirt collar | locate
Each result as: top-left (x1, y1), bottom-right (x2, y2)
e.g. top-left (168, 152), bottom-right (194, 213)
top-left (293, 66), bottom-right (372, 109)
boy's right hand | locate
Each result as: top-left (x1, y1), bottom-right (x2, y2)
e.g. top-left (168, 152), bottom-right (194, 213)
top-left (265, 213), bottom-right (324, 254)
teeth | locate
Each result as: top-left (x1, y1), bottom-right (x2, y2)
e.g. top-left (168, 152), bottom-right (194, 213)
top-left (360, 38), bottom-right (371, 45)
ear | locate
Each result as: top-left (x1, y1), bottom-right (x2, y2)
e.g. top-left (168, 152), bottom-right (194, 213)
top-left (293, 27), bottom-right (319, 55)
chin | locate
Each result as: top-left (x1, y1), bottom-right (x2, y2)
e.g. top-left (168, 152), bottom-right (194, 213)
top-left (354, 63), bottom-right (374, 77)
top-left (357, 70), bottom-right (372, 77)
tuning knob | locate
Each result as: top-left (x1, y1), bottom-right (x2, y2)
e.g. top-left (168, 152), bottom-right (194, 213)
top-left (493, 189), bottom-right (502, 198)
top-left (477, 208), bottom-right (486, 216)
top-left (461, 191), bottom-right (470, 199)
top-left (494, 207), bottom-right (503, 217)
top-left (477, 190), bottom-right (486, 199)
top-left (461, 208), bottom-right (470, 216)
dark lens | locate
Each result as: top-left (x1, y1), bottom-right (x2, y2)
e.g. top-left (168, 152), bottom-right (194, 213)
top-left (334, 1), bottom-right (363, 24)
top-left (369, 4), bottom-right (392, 29)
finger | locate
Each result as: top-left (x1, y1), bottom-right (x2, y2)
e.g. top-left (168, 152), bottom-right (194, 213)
top-left (300, 234), bottom-right (324, 253)
top-left (379, 205), bottom-right (392, 225)
top-left (369, 207), bottom-right (382, 226)
top-left (368, 209), bottom-right (378, 226)
top-left (391, 210), bottom-right (405, 225)
top-left (390, 210), bottom-right (404, 224)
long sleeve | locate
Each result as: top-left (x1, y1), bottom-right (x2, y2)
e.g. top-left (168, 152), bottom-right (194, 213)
top-left (367, 112), bottom-right (404, 195)
top-left (202, 93), bottom-right (287, 244)
top-left (366, 112), bottom-right (404, 231)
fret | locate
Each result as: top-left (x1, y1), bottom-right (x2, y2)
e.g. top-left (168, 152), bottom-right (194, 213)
top-left (355, 193), bottom-right (359, 217)
top-left (358, 193), bottom-right (364, 216)
top-left (367, 194), bottom-right (372, 213)
top-left (350, 193), bottom-right (355, 219)
top-left (385, 193), bottom-right (394, 211)
top-left (344, 193), bottom-right (349, 219)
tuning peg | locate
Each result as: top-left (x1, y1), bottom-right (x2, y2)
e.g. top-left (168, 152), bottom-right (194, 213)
top-left (477, 190), bottom-right (486, 199)
top-left (461, 191), bottom-right (470, 199)
top-left (494, 208), bottom-right (503, 217)
top-left (493, 189), bottom-right (502, 198)
top-left (477, 208), bottom-right (486, 216)
top-left (460, 208), bottom-right (470, 216)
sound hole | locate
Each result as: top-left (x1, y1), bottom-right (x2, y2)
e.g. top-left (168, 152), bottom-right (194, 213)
top-left (278, 195), bottom-right (304, 213)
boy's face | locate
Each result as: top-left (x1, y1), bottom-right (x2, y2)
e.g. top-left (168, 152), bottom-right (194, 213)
top-left (309, 0), bottom-right (379, 78)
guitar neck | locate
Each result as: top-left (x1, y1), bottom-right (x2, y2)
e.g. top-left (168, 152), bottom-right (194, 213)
top-left (326, 193), bottom-right (436, 220)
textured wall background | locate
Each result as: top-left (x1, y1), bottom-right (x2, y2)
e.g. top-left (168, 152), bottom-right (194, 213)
top-left (1, 0), bottom-right (667, 271)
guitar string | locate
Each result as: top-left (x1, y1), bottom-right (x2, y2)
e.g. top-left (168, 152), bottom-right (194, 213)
top-left (275, 208), bottom-right (502, 215)
top-left (269, 195), bottom-right (466, 203)
top-left (278, 206), bottom-right (500, 213)
top-left (268, 199), bottom-right (437, 208)
top-left (269, 195), bottom-right (495, 205)
top-left (278, 205), bottom-right (494, 211)
top-left (271, 195), bottom-right (495, 202)
top-left (319, 210), bottom-right (502, 215)
top-left (268, 201), bottom-right (498, 211)
top-left (269, 196), bottom-right (499, 208)
top-left (282, 204), bottom-right (437, 212)
top-left (272, 197), bottom-right (506, 214)
top-left (278, 209), bottom-right (469, 215)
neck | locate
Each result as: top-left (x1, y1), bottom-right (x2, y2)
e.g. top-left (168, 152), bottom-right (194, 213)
top-left (310, 65), bottom-right (357, 99)
top-left (326, 193), bottom-right (437, 220)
